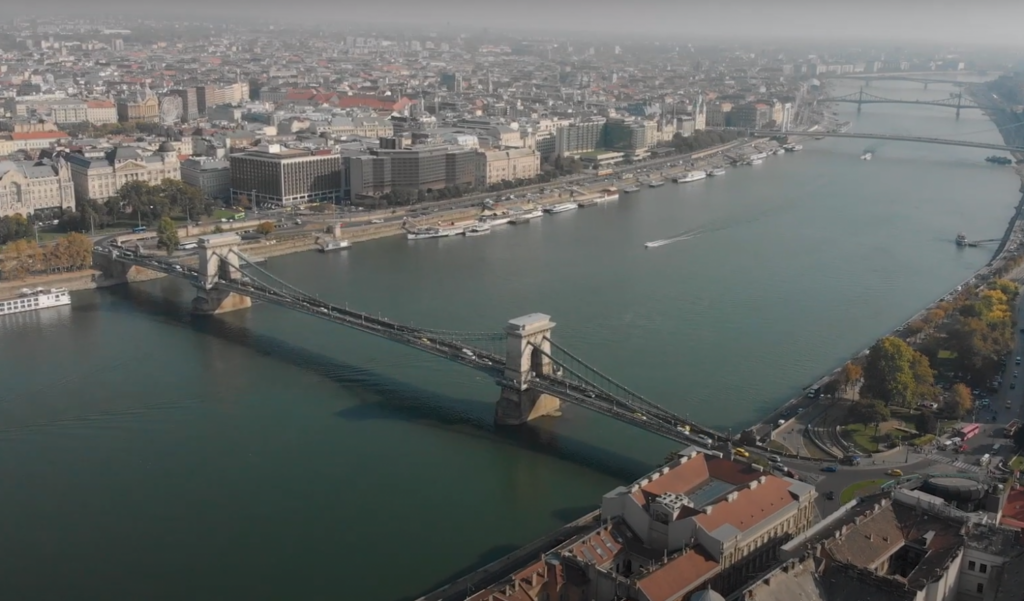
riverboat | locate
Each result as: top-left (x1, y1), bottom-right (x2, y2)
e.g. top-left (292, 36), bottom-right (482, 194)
top-left (544, 202), bottom-right (579, 214)
top-left (706, 168), bottom-right (727, 177)
top-left (673, 171), bottom-right (707, 183)
top-left (510, 209), bottom-right (543, 223)
top-left (622, 185), bottom-right (642, 194)
top-left (0, 287), bottom-right (71, 316)
top-left (648, 180), bottom-right (666, 188)
top-left (319, 239), bottom-right (351, 252)
top-left (464, 224), bottom-right (492, 236)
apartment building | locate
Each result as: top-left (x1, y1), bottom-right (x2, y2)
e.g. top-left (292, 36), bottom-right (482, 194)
top-left (49, 99), bottom-right (88, 124)
top-left (180, 158), bottom-right (230, 199)
top-left (554, 117), bottom-right (606, 156)
top-left (85, 100), bottom-right (118, 125)
top-left (229, 144), bottom-right (343, 207)
top-left (0, 157), bottom-right (75, 218)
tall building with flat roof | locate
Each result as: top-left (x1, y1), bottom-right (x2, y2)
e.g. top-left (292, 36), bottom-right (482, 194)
top-left (181, 158), bottom-right (230, 199)
top-left (370, 145), bottom-right (476, 191)
top-left (168, 88), bottom-right (199, 122)
top-left (229, 144), bottom-right (343, 207)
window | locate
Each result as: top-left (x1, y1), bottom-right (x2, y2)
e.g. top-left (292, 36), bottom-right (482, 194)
top-left (980, 563), bottom-right (988, 574)
top-left (968, 561), bottom-right (976, 571)
top-left (977, 582), bottom-right (984, 594)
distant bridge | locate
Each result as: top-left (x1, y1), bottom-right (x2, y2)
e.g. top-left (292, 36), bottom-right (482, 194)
top-left (736, 129), bottom-right (1023, 153)
top-left (824, 89), bottom-right (980, 117)
top-left (821, 74), bottom-right (986, 87)
top-left (102, 235), bottom-right (726, 446)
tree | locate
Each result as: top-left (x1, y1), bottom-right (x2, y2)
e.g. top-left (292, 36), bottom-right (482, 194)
top-left (862, 337), bottom-right (921, 407)
top-left (851, 400), bottom-right (890, 427)
top-left (1015, 424), bottom-right (1024, 451)
top-left (156, 217), bottom-right (179, 256)
top-left (951, 383), bottom-right (973, 415)
top-left (915, 411), bottom-right (938, 436)
top-left (910, 351), bottom-right (938, 400)
top-left (236, 194), bottom-right (252, 209)
top-left (838, 362), bottom-right (864, 397)
top-left (256, 221), bottom-right (275, 237)
top-left (906, 320), bottom-right (927, 336)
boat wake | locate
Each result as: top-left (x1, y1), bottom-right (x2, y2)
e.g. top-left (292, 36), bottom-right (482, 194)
top-left (644, 227), bottom-right (707, 248)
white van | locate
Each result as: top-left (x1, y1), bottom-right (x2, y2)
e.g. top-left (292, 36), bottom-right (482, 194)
top-left (980, 454), bottom-right (991, 466)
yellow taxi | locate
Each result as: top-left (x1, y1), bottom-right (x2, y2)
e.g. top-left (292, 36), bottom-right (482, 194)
top-left (733, 447), bottom-right (750, 458)
top-left (887, 469), bottom-right (903, 477)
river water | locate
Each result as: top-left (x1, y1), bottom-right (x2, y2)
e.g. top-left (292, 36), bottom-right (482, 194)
top-left (0, 79), bottom-right (1019, 600)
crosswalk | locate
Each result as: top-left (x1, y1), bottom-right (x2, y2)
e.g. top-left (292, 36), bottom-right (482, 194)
top-left (928, 454), bottom-right (983, 473)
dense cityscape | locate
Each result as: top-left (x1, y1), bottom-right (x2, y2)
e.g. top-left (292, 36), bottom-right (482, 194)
top-left (5, 12), bottom-right (1024, 601)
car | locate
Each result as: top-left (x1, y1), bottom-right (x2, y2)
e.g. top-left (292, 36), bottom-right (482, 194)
top-left (1007, 400), bottom-right (1013, 409)
top-left (1012, 382), bottom-right (1017, 390)
top-left (887, 469), bottom-right (903, 477)
top-left (826, 491), bottom-right (836, 501)
top-left (768, 454), bottom-right (781, 463)
top-left (370, 218), bottom-right (384, 224)
top-left (771, 462), bottom-right (785, 471)
top-left (733, 448), bottom-right (750, 458)
top-left (822, 465), bottom-right (838, 472)
top-left (1017, 357), bottom-right (1021, 365)
top-left (797, 408), bottom-right (805, 413)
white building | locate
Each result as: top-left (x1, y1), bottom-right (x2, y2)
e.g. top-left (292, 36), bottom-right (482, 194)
top-left (66, 143), bottom-right (180, 201)
top-left (50, 99), bottom-right (88, 124)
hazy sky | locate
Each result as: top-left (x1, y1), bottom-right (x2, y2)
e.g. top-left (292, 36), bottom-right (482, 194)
top-left (24, 0), bottom-right (1024, 46)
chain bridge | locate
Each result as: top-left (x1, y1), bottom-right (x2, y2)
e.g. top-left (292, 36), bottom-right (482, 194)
top-left (104, 233), bottom-right (725, 445)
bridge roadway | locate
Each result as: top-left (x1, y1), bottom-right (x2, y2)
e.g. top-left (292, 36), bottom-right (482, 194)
top-left (107, 248), bottom-right (726, 446)
top-left (740, 129), bottom-right (1024, 153)
top-left (826, 97), bottom-right (980, 110)
top-left (821, 74), bottom-right (984, 85)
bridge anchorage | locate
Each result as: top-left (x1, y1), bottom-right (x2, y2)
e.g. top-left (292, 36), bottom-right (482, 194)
top-left (103, 240), bottom-right (728, 444)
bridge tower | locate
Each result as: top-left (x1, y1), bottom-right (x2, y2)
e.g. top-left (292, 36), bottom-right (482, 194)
top-left (495, 313), bottom-right (562, 425)
top-left (857, 88), bottom-right (863, 113)
top-left (955, 90), bottom-right (963, 119)
top-left (191, 233), bottom-right (252, 315)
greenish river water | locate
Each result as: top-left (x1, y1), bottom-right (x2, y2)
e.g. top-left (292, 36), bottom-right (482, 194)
top-left (0, 79), bottom-right (1019, 600)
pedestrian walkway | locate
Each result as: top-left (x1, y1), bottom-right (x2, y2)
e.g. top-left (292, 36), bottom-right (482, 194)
top-left (928, 453), bottom-right (982, 473)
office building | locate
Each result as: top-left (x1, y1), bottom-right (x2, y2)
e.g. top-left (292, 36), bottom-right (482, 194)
top-left (728, 103), bottom-right (770, 129)
top-left (67, 143), bottom-right (180, 201)
top-left (0, 157), bottom-right (75, 218)
top-left (229, 144), bottom-right (343, 207)
top-left (371, 145), bottom-right (476, 191)
top-left (168, 88), bottom-right (199, 121)
top-left (180, 158), bottom-right (230, 199)
top-left (554, 117), bottom-right (606, 156)
top-left (344, 154), bottom-right (391, 199)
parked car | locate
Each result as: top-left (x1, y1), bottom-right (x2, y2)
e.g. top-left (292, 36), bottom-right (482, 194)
top-left (822, 465), bottom-right (838, 473)
top-left (826, 491), bottom-right (836, 501)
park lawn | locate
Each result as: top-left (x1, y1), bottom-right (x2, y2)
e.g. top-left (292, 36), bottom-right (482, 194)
top-left (1009, 455), bottom-right (1024, 473)
top-left (844, 423), bottom-right (881, 453)
top-left (840, 479), bottom-right (889, 504)
top-left (212, 209), bottom-right (242, 221)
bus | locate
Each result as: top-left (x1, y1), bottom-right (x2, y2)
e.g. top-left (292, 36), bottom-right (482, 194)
top-left (132, 226), bottom-right (147, 233)
top-left (595, 168), bottom-right (614, 177)
top-left (1004, 420), bottom-right (1020, 439)
top-left (958, 423), bottom-right (981, 441)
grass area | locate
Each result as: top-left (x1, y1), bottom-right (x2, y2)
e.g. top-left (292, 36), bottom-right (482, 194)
top-left (1009, 455), bottom-right (1024, 472)
top-left (840, 479), bottom-right (889, 504)
top-left (212, 209), bottom-right (244, 221)
top-left (844, 423), bottom-right (882, 453)
top-left (909, 434), bottom-right (936, 447)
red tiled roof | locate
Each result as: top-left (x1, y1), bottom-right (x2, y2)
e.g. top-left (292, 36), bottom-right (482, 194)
top-left (637, 547), bottom-right (720, 601)
top-left (695, 476), bottom-right (794, 534)
top-left (11, 131), bottom-right (69, 140)
top-left (86, 100), bottom-right (115, 109)
top-left (1001, 488), bottom-right (1024, 530)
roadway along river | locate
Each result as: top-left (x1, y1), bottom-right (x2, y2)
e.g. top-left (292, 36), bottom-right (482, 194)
top-left (0, 79), bottom-right (1020, 600)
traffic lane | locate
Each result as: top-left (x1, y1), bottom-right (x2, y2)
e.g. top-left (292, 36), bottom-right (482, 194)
top-left (801, 460), bottom-right (934, 514)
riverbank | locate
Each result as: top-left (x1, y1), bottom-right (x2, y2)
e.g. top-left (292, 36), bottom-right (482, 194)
top-left (748, 90), bottom-right (1024, 447)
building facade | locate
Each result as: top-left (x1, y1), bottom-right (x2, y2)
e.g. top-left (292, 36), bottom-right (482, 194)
top-left (66, 144), bottom-right (180, 201)
top-left (116, 97), bottom-right (159, 123)
top-left (476, 148), bottom-right (541, 187)
top-left (50, 99), bottom-right (88, 124)
top-left (85, 100), bottom-right (118, 125)
top-left (180, 158), bottom-right (230, 199)
top-left (168, 88), bottom-right (199, 122)
top-left (554, 117), bottom-right (606, 156)
top-left (0, 157), bottom-right (75, 218)
top-left (371, 145), bottom-right (475, 191)
top-left (229, 144), bottom-right (343, 207)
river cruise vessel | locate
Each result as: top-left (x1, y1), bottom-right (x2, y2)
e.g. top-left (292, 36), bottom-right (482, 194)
top-left (0, 287), bottom-right (71, 316)
top-left (544, 202), bottom-right (579, 214)
top-left (510, 209), bottom-right (543, 223)
top-left (319, 239), bottom-right (351, 252)
top-left (673, 171), bottom-right (707, 183)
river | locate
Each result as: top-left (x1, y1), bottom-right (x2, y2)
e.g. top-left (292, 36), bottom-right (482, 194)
top-left (0, 78), bottom-right (1019, 600)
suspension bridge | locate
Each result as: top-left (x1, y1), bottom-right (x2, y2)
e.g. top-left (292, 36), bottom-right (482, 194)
top-left (102, 233), bottom-right (725, 446)
top-left (734, 129), bottom-right (1024, 153)
top-left (821, 74), bottom-right (982, 87)
top-left (824, 89), bottom-right (981, 117)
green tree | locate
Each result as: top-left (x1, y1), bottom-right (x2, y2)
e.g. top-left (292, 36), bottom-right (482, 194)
top-left (862, 337), bottom-right (920, 407)
top-left (256, 221), bottom-right (275, 237)
top-left (915, 411), bottom-right (938, 436)
top-left (1014, 424), bottom-right (1024, 451)
top-left (951, 383), bottom-right (973, 415)
top-left (852, 400), bottom-right (890, 427)
top-left (156, 217), bottom-right (179, 256)
top-left (838, 362), bottom-right (863, 397)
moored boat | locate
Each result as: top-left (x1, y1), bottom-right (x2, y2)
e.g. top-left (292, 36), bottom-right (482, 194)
top-left (706, 167), bottom-right (726, 177)
top-left (319, 239), bottom-right (351, 252)
top-left (464, 224), bottom-right (492, 236)
top-left (622, 185), bottom-right (642, 194)
top-left (673, 171), bottom-right (707, 183)
top-left (0, 287), bottom-right (71, 316)
top-left (510, 208), bottom-right (543, 224)
top-left (544, 202), bottom-right (579, 214)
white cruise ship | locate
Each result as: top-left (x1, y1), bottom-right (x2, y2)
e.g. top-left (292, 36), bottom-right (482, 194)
top-left (783, 144), bottom-right (804, 152)
top-left (674, 171), bottom-right (707, 183)
top-left (706, 167), bottom-right (727, 177)
top-left (544, 202), bottom-right (579, 214)
top-left (749, 152), bottom-right (769, 161)
top-left (480, 215), bottom-right (511, 227)
top-left (622, 185), bottom-right (641, 194)
top-left (0, 287), bottom-right (71, 316)
top-left (406, 226), bottom-right (463, 240)
top-left (648, 180), bottom-right (666, 188)
top-left (510, 209), bottom-right (544, 224)
top-left (319, 239), bottom-right (351, 252)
